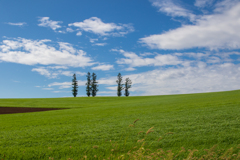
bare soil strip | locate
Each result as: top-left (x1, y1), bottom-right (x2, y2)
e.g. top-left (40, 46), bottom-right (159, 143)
top-left (0, 107), bottom-right (65, 114)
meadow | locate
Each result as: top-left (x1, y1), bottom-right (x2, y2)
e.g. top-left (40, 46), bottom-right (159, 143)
top-left (0, 90), bottom-right (240, 159)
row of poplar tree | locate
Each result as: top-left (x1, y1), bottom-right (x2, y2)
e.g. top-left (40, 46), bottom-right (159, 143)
top-left (72, 72), bottom-right (132, 97)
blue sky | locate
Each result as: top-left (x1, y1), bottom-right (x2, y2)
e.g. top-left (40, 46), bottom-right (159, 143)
top-left (0, 0), bottom-right (240, 98)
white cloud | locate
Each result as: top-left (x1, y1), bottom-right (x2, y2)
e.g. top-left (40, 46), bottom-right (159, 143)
top-left (0, 38), bottom-right (94, 67)
top-left (6, 22), bottom-right (26, 26)
top-left (32, 67), bottom-right (52, 78)
top-left (52, 91), bottom-right (71, 93)
top-left (89, 38), bottom-right (98, 43)
top-left (69, 17), bottom-right (134, 36)
top-left (140, 52), bottom-right (155, 56)
top-left (99, 62), bottom-right (240, 96)
top-left (48, 82), bottom-right (72, 89)
top-left (91, 64), bottom-right (114, 71)
top-left (194, 0), bottom-right (214, 8)
top-left (48, 80), bottom-right (86, 89)
top-left (66, 28), bottom-right (74, 32)
top-left (42, 88), bottom-right (54, 90)
top-left (32, 66), bottom-right (86, 78)
top-left (150, 0), bottom-right (196, 21)
top-left (76, 32), bottom-right (82, 36)
top-left (48, 66), bottom-right (68, 69)
top-left (96, 49), bottom-right (240, 95)
top-left (93, 43), bottom-right (107, 46)
top-left (38, 17), bottom-right (62, 31)
top-left (58, 42), bottom-right (76, 54)
top-left (141, 1), bottom-right (240, 50)
top-left (207, 56), bottom-right (221, 63)
top-left (125, 67), bottom-right (136, 71)
top-left (115, 49), bottom-right (182, 68)
top-left (214, 0), bottom-right (239, 12)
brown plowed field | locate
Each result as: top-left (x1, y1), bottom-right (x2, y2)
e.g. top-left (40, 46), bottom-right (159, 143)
top-left (0, 107), bottom-right (64, 114)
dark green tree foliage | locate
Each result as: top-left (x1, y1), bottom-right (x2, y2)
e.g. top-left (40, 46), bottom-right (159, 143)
top-left (86, 72), bottom-right (92, 97)
top-left (72, 73), bottom-right (78, 97)
top-left (124, 78), bottom-right (132, 97)
top-left (91, 72), bottom-right (98, 97)
top-left (116, 73), bottom-right (124, 97)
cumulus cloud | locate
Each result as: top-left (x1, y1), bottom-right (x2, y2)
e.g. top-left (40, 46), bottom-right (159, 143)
top-left (98, 62), bottom-right (240, 96)
top-left (150, 0), bottom-right (196, 21)
top-left (130, 63), bottom-right (240, 95)
top-left (0, 38), bottom-right (94, 67)
top-left (141, 1), bottom-right (240, 50)
top-left (96, 48), bottom-right (240, 95)
top-left (46, 50), bottom-right (240, 95)
top-left (91, 64), bottom-right (114, 71)
top-left (68, 17), bottom-right (134, 36)
top-left (6, 22), bottom-right (26, 26)
top-left (38, 17), bottom-right (62, 31)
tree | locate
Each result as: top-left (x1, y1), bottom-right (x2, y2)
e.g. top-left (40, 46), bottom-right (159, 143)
top-left (91, 72), bottom-right (98, 97)
top-left (124, 78), bottom-right (132, 97)
top-left (116, 73), bottom-right (124, 97)
top-left (72, 73), bottom-right (78, 97)
top-left (86, 72), bottom-right (92, 97)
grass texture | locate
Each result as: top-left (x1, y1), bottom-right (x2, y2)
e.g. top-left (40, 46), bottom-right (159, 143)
top-left (0, 90), bottom-right (240, 159)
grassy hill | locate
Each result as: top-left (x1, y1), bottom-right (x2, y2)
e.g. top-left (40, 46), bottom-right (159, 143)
top-left (0, 90), bottom-right (240, 159)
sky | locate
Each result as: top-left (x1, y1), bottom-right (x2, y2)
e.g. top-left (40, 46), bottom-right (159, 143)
top-left (0, 0), bottom-right (240, 98)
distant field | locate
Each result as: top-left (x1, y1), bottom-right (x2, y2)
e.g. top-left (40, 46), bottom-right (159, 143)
top-left (0, 90), bottom-right (240, 159)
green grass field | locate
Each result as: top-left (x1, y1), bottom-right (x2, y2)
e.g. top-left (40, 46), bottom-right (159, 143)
top-left (0, 90), bottom-right (240, 159)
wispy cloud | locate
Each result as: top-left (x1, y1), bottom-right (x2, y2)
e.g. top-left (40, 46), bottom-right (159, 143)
top-left (140, 1), bottom-right (240, 50)
top-left (150, 0), bottom-right (196, 21)
top-left (89, 38), bottom-right (98, 43)
top-left (42, 88), bottom-right (54, 90)
top-left (6, 22), bottom-right (26, 26)
top-left (194, 0), bottom-right (214, 8)
top-left (92, 43), bottom-right (107, 46)
top-left (48, 80), bottom-right (86, 89)
top-left (91, 64), bottom-right (114, 71)
top-left (68, 17), bottom-right (134, 36)
top-left (32, 66), bottom-right (86, 78)
top-left (38, 17), bottom-right (62, 31)
top-left (114, 49), bottom-right (182, 70)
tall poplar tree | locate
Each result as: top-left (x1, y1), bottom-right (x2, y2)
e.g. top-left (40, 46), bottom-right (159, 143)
top-left (91, 72), bottom-right (98, 97)
top-left (86, 72), bottom-right (92, 97)
top-left (124, 77), bottom-right (132, 97)
top-left (116, 73), bottom-right (124, 97)
top-left (72, 73), bottom-right (78, 97)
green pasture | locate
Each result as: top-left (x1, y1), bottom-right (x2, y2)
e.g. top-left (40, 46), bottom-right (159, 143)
top-left (0, 90), bottom-right (240, 159)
